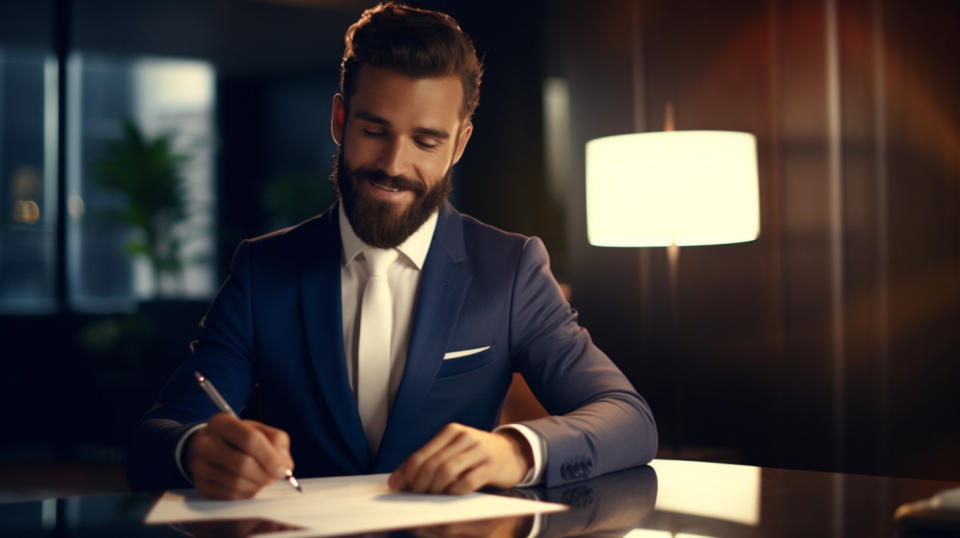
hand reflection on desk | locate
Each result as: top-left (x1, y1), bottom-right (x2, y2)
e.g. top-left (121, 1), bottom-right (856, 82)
top-left (170, 517), bottom-right (301, 537)
top-left (408, 514), bottom-right (534, 538)
top-left (408, 464), bottom-right (658, 538)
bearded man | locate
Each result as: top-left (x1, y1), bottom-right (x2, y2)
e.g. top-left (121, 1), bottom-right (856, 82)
top-left (128, 2), bottom-right (657, 500)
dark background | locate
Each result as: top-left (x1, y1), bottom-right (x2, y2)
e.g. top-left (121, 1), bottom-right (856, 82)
top-left (0, 0), bottom-right (957, 487)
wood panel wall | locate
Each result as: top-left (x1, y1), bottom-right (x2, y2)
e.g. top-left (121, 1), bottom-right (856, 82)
top-left (543, 0), bottom-right (960, 479)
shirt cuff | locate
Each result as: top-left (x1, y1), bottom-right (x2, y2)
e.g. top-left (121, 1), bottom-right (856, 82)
top-left (502, 489), bottom-right (544, 538)
top-left (174, 422), bottom-right (208, 485)
top-left (495, 423), bottom-right (545, 487)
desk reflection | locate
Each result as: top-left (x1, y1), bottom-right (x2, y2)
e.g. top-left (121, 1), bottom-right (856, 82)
top-left (171, 465), bottom-right (659, 538)
top-left (405, 465), bottom-right (657, 538)
top-left (5, 460), bottom-right (957, 537)
top-left (171, 518), bottom-right (301, 537)
top-left (524, 465), bottom-right (658, 537)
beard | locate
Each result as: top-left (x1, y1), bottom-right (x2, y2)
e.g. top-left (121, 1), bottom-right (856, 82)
top-left (331, 146), bottom-right (453, 248)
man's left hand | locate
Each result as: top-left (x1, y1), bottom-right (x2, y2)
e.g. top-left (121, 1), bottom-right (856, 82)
top-left (388, 423), bottom-right (533, 494)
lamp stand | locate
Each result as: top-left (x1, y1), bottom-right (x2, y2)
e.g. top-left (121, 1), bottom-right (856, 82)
top-left (667, 241), bottom-right (683, 455)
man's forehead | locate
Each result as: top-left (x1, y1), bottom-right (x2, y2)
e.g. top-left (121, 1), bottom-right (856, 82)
top-left (349, 66), bottom-right (465, 128)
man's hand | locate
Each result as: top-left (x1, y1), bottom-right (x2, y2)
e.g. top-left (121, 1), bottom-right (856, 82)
top-left (409, 515), bottom-right (532, 538)
top-left (186, 413), bottom-right (295, 500)
top-left (388, 423), bottom-right (533, 495)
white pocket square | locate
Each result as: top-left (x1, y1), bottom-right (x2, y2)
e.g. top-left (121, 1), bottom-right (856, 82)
top-left (442, 346), bottom-right (491, 360)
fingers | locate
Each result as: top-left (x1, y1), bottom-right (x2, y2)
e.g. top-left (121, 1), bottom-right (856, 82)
top-left (415, 431), bottom-right (484, 493)
top-left (252, 423), bottom-right (294, 470)
top-left (191, 456), bottom-right (264, 500)
top-left (209, 413), bottom-right (291, 479)
top-left (444, 466), bottom-right (488, 495)
top-left (390, 423), bottom-right (470, 492)
top-left (187, 413), bottom-right (294, 499)
top-left (390, 424), bottom-right (532, 495)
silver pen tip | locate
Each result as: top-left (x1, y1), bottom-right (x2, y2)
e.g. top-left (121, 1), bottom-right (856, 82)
top-left (286, 471), bottom-right (302, 493)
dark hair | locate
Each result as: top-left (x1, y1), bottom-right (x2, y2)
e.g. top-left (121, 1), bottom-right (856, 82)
top-left (339, 2), bottom-right (483, 120)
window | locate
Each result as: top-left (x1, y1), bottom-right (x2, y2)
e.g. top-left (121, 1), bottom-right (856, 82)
top-left (0, 47), bottom-right (57, 312)
top-left (67, 54), bottom-right (216, 310)
top-left (0, 50), bottom-right (216, 313)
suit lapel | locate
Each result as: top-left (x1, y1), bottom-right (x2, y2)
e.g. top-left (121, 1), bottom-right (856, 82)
top-left (298, 205), bottom-right (370, 470)
top-left (376, 202), bottom-right (472, 468)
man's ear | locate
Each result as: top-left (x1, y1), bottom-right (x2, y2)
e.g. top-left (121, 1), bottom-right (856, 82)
top-left (451, 120), bottom-right (473, 165)
top-left (331, 94), bottom-right (346, 146)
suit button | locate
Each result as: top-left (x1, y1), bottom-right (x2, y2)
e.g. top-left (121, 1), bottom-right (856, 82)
top-left (561, 486), bottom-right (594, 508)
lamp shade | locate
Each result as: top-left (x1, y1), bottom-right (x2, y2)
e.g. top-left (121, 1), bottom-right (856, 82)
top-left (586, 130), bottom-right (760, 247)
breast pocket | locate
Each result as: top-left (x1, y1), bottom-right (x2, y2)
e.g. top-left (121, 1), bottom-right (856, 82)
top-left (436, 346), bottom-right (496, 378)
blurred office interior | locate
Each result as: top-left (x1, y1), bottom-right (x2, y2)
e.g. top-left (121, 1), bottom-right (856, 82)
top-left (0, 0), bottom-right (957, 497)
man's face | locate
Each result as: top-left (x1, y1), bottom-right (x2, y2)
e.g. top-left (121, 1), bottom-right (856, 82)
top-left (331, 66), bottom-right (473, 248)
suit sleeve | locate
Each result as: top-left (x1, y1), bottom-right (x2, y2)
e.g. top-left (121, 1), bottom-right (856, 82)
top-left (126, 241), bottom-right (258, 491)
top-left (509, 237), bottom-right (658, 486)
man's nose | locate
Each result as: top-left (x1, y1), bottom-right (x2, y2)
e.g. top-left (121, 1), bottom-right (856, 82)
top-left (375, 137), bottom-right (411, 178)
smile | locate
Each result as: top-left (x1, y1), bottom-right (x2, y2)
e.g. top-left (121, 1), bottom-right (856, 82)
top-left (371, 179), bottom-right (400, 192)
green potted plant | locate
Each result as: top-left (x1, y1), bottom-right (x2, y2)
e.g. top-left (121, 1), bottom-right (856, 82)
top-left (96, 119), bottom-right (190, 297)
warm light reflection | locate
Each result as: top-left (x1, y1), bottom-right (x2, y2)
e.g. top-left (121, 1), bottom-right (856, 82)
top-left (132, 60), bottom-right (213, 111)
top-left (543, 76), bottom-right (571, 202)
top-left (623, 531), bottom-right (719, 538)
top-left (586, 131), bottom-right (759, 247)
top-left (623, 529), bottom-right (672, 538)
top-left (14, 200), bottom-right (40, 225)
top-left (67, 194), bottom-right (85, 218)
top-left (649, 459), bottom-right (761, 526)
top-left (12, 165), bottom-right (43, 226)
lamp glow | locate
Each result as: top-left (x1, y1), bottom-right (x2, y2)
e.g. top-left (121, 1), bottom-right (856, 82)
top-left (586, 131), bottom-right (759, 247)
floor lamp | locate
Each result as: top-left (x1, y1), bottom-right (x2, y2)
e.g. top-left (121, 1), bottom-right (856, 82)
top-left (585, 128), bottom-right (760, 454)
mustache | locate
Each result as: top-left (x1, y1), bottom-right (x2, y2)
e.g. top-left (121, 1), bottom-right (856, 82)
top-left (352, 168), bottom-right (427, 195)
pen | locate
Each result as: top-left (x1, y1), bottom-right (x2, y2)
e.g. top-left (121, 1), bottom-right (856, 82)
top-left (194, 370), bottom-right (303, 493)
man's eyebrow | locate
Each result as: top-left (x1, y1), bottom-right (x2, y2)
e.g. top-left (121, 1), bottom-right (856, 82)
top-left (355, 111), bottom-right (390, 126)
top-left (413, 127), bottom-right (450, 140)
top-left (354, 111), bottom-right (450, 140)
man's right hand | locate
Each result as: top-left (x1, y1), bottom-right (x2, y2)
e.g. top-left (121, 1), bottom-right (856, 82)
top-left (186, 413), bottom-right (295, 500)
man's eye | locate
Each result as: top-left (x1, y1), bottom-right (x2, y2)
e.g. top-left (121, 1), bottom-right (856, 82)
top-left (363, 129), bottom-right (386, 137)
top-left (416, 139), bottom-right (439, 150)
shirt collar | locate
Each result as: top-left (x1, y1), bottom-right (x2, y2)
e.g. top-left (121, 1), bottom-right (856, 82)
top-left (338, 203), bottom-right (438, 270)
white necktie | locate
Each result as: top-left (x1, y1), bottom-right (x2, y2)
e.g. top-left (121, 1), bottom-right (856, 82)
top-left (357, 248), bottom-right (398, 454)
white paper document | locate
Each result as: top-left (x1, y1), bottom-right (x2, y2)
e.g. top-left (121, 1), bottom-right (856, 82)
top-left (146, 473), bottom-right (567, 537)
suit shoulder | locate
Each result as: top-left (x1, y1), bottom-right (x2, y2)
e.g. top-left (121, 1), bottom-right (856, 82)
top-left (457, 212), bottom-right (551, 276)
top-left (247, 212), bottom-right (327, 245)
top-left (459, 212), bottom-right (532, 251)
top-left (234, 208), bottom-right (335, 265)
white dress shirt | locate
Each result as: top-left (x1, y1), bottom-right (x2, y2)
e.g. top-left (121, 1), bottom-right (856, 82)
top-left (338, 206), bottom-right (434, 407)
top-left (175, 205), bottom-right (544, 487)
top-left (338, 206), bottom-right (543, 487)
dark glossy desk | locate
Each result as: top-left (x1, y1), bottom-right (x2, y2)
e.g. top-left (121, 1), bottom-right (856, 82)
top-left (2, 459), bottom-right (958, 537)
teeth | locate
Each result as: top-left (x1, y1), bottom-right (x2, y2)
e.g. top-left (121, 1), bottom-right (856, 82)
top-left (372, 180), bottom-right (399, 192)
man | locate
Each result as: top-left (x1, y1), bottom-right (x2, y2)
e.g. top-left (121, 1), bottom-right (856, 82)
top-left (127, 2), bottom-right (657, 500)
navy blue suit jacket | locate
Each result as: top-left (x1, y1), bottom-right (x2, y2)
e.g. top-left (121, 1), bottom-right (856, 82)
top-left (127, 202), bottom-right (657, 490)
